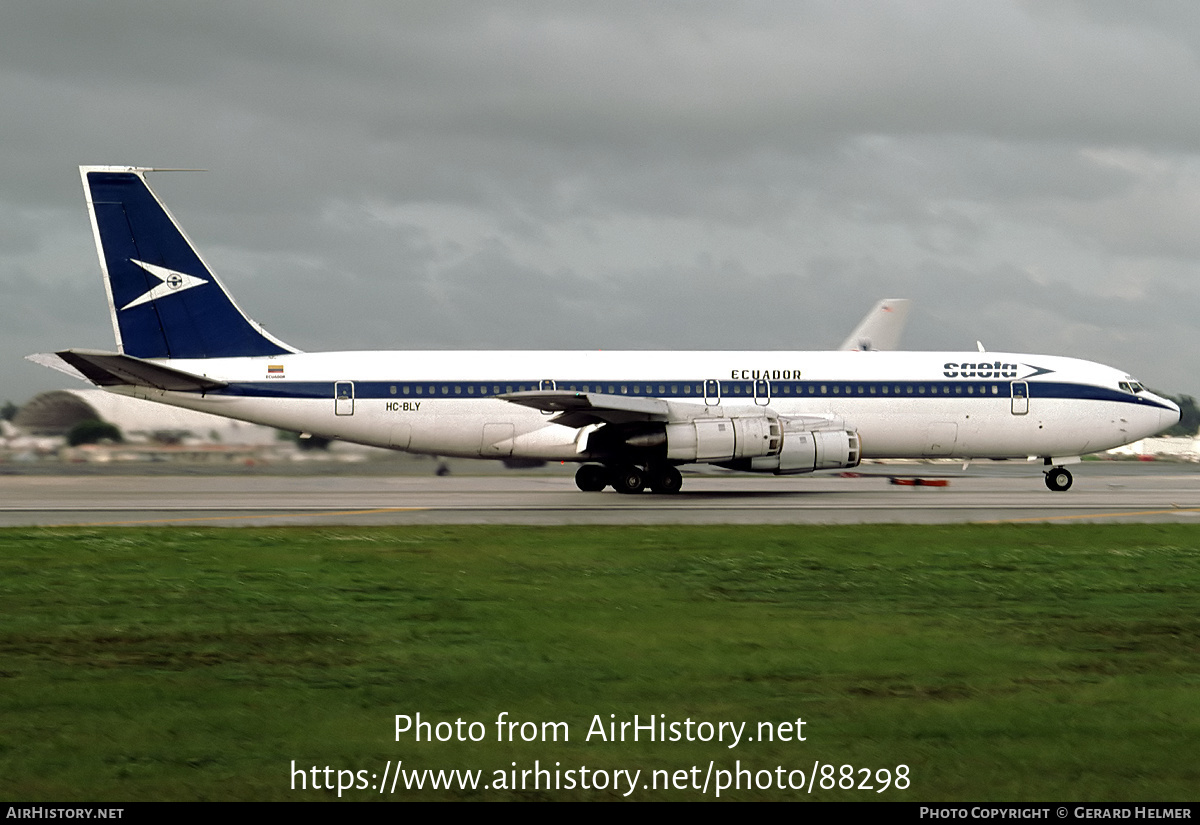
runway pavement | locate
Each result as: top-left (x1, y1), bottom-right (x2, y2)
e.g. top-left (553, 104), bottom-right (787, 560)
top-left (2, 465), bottom-right (1199, 526)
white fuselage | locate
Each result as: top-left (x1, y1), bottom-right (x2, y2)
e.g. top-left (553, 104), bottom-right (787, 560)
top-left (106, 349), bottom-right (1178, 464)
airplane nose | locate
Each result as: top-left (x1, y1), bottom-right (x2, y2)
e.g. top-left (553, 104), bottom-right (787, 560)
top-left (1162, 398), bottom-right (1181, 432)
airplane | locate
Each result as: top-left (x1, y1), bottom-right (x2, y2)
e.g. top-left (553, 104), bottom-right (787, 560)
top-left (29, 166), bottom-right (1180, 494)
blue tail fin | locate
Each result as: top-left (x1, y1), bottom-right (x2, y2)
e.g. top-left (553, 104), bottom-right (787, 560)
top-left (81, 166), bottom-right (296, 359)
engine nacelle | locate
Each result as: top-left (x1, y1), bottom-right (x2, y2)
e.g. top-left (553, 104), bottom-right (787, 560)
top-left (664, 415), bottom-right (781, 462)
top-left (661, 412), bottom-right (860, 475)
top-left (616, 411), bottom-right (859, 475)
top-left (750, 428), bottom-right (861, 475)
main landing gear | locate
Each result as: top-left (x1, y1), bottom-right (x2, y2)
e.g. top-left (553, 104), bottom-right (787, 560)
top-left (1044, 466), bottom-right (1073, 492)
top-left (575, 463), bottom-right (683, 494)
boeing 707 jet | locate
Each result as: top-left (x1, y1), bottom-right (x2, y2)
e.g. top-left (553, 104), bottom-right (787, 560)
top-left (30, 167), bottom-right (1180, 494)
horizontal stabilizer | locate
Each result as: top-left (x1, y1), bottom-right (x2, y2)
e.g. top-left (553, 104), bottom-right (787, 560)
top-left (44, 349), bottom-right (227, 392)
top-left (25, 352), bottom-right (91, 383)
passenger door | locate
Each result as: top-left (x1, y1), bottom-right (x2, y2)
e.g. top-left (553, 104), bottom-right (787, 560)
top-left (1010, 381), bottom-right (1029, 415)
top-left (334, 381), bottom-right (354, 416)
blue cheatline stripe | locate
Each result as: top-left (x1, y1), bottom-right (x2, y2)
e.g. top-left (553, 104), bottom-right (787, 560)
top-left (205, 379), bottom-right (1174, 410)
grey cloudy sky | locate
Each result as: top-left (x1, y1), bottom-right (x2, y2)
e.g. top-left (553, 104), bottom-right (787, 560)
top-left (3, 1), bottom-right (1199, 400)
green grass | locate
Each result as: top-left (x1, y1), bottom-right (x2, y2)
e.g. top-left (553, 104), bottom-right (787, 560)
top-left (1, 524), bottom-right (1198, 800)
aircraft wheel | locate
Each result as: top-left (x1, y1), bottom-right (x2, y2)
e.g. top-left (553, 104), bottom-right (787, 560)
top-left (648, 464), bottom-right (683, 494)
top-left (575, 464), bottom-right (608, 492)
top-left (1045, 467), bottom-right (1073, 492)
top-left (611, 465), bottom-right (646, 495)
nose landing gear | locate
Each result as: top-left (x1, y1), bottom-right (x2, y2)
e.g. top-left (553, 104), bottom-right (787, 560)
top-left (1044, 466), bottom-right (1073, 491)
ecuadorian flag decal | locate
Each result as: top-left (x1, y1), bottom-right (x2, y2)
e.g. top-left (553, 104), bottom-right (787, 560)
top-left (267, 364), bottom-right (284, 377)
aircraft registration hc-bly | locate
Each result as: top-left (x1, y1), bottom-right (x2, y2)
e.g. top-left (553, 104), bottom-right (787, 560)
top-left (31, 167), bottom-right (1180, 494)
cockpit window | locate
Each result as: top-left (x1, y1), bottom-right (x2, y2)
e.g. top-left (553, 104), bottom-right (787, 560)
top-left (1119, 380), bottom-right (1146, 394)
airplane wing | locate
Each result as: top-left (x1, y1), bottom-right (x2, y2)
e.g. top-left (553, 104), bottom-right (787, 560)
top-left (839, 298), bottom-right (911, 351)
top-left (27, 349), bottom-right (227, 392)
top-left (500, 390), bottom-right (844, 431)
top-left (501, 389), bottom-right (858, 481)
top-left (500, 390), bottom-right (672, 427)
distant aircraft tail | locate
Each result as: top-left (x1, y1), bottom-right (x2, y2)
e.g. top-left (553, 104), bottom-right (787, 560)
top-left (838, 298), bottom-right (911, 351)
top-left (80, 166), bottom-right (297, 360)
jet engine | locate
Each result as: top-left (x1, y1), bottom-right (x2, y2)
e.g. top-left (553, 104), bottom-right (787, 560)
top-left (662, 415), bottom-right (780, 462)
top-left (623, 412), bottom-right (860, 475)
top-left (748, 427), bottom-right (861, 475)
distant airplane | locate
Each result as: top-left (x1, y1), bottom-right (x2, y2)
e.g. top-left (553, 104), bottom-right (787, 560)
top-left (30, 167), bottom-right (1180, 493)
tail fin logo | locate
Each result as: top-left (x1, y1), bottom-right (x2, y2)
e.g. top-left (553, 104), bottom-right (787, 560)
top-left (121, 259), bottom-right (209, 311)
